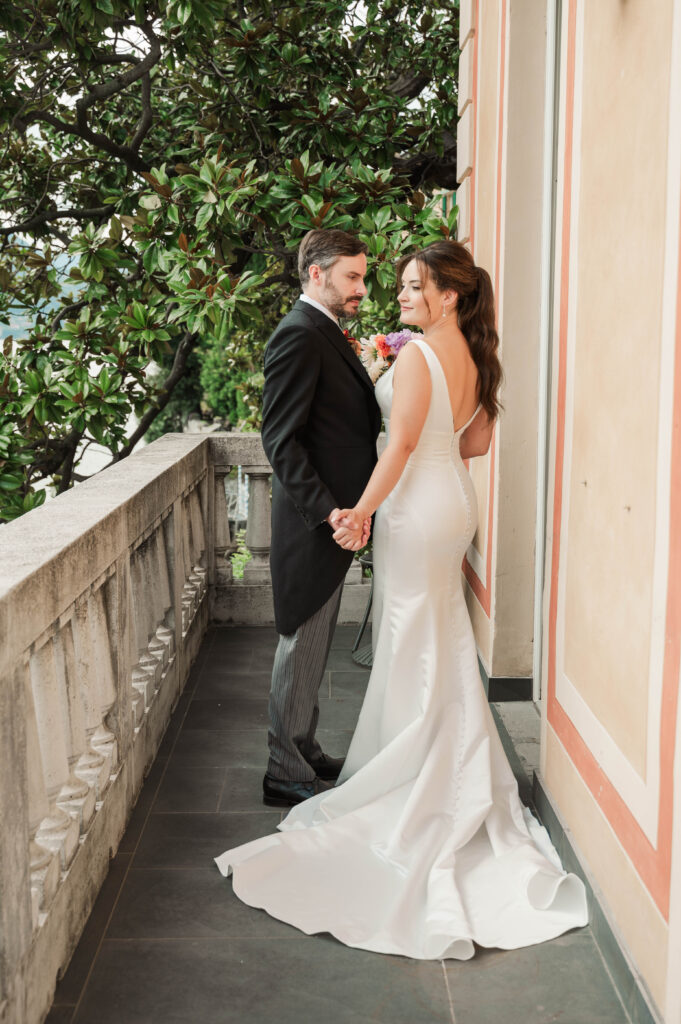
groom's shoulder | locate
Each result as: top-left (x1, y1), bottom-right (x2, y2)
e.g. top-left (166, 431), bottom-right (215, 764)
top-left (275, 300), bottom-right (319, 332)
top-left (266, 303), bottom-right (319, 352)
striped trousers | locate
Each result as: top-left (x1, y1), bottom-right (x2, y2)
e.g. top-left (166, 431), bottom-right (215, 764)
top-left (267, 582), bottom-right (343, 781)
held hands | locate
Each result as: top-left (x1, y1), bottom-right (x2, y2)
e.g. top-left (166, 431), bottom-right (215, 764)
top-left (327, 508), bottom-right (371, 551)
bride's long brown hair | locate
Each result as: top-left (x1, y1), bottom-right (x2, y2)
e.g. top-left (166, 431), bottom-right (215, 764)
top-left (397, 241), bottom-right (503, 420)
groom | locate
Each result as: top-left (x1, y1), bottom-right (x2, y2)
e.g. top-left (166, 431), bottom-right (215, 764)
top-left (260, 229), bottom-right (382, 807)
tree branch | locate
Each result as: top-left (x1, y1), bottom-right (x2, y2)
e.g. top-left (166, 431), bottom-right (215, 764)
top-left (0, 205), bottom-right (111, 237)
top-left (111, 330), bottom-right (197, 462)
top-left (56, 435), bottom-right (80, 493)
top-left (75, 23), bottom-right (161, 119)
top-left (15, 108), bottom-right (151, 173)
top-left (12, 24), bottom-right (161, 174)
top-left (130, 72), bottom-right (152, 152)
top-left (389, 72), bottom-right (431, 100)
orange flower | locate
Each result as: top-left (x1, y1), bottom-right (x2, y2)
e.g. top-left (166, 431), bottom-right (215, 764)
top-left (375, 335), bottom-right (390, 358)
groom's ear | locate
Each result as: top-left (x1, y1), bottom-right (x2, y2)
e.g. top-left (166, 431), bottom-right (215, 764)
top-left (308, 263), bottom-right (323, 285)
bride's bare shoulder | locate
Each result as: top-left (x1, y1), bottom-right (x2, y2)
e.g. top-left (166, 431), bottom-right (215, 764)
top-left (393, 344), bottom-right (430, 391)
top-left (394, 339), bottom-right (427, 369)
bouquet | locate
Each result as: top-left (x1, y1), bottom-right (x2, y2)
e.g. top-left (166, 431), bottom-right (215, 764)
top-left (358, 329), bottom-right (421, 384)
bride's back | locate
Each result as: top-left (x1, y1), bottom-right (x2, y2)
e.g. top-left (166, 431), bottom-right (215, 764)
top-left (426, 329), bottom-right (480, 432)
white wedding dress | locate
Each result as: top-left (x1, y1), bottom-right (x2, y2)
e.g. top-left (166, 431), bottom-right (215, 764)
top-left (215, 339), bottom-right (588, 958)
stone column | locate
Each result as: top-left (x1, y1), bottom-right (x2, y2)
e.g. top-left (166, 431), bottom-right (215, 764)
top-left (213, 467), bottom-right (235, 585)
top-left (242, 465), bottom-right (272, 584)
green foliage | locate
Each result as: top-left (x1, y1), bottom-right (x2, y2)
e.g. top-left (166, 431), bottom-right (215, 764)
top-left (0, 0), bottom-right (459, 520)
top-left (230, 528), bottom-right (252, 580)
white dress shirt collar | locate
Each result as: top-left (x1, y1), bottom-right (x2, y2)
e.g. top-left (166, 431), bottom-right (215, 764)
top-left (299, 293), bottom-right (339, 326)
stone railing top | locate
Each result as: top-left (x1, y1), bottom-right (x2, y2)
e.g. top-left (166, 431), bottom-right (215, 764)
top-left (0, 431), bottom-right (268, 679)
top-left (208, 432), bottom-right (270, 471)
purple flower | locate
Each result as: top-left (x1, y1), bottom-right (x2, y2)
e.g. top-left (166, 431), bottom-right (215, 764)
top-left (385, 329), bottom-right (420, 354)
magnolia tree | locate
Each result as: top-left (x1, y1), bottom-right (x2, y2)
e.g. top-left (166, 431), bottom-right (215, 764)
top-left (0, 0), bottom-right (459, 520)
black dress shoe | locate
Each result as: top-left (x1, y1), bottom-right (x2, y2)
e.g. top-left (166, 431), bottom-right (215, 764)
top-left (306, 752), bottom-right (345, 781)
top-left (262, 774), bottom-right (332, 808)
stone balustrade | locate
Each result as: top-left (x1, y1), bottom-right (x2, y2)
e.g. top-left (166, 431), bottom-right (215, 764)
top-left (0, 430), bottom-right (372, 1024)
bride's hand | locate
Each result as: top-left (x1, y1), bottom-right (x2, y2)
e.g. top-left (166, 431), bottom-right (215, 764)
top-left (332, 508), bottom-right (368, 551)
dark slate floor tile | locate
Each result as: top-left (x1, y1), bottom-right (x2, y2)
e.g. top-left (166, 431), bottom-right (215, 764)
top-left (248, 646), bottom-right (279, 672)
top-left (193, 669), bottom-right (272, 700)
top-left (133, 812), bottom-right (280, 869)
top-left (201, 645), bottom-right (255, 672)
top-left (118, 757), bottom-right (168, 854)
top-left (106, 869), bottom-right (295, 940)
top-left (316, 728), bottom-right (356, 758)
top-left (45, 1006), bottom-right (75, 1024)
top-left (156, 691), bottom-right (193, 757)
top-left (325, 646), bottom-right (369, 672)
top-left (329, 669), bottom-right (371, 701)
top-left (331, 623), bottom-right (364, 649)
top-left (218, 764), bottom-right (271, 812)
top-left (169, 727), bottom-right (268, 768)
top-left (52, 853), bottom-right (132, 1006)
top-left (445, 933), bottom-right (627, 1024)
top-left (317, 697), bottom-right (363, 731)
top-left (152, 764), bottom-right (225, 813)
top-left (72, 936), bottom-right (451, 1024)
top-left (182, 697), bottom-right (269, 731)
top-left (209, 625), bottom-right (279, 647)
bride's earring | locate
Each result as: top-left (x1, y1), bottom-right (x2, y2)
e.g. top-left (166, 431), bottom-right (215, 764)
top-left (441, 304), bottom-right (447, 319)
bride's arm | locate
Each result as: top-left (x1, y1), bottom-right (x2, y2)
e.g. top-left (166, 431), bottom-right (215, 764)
top-left (333, 345), bottom-right (431, 547)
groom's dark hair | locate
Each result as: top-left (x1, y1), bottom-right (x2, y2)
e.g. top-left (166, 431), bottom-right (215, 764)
top-left (298, 229), bottom-right (368, 286)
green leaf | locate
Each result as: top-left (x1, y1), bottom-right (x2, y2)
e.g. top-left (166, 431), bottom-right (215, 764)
top-left (195, 203), bottom-right (214, 229)
top-left (375, 207), bottom-right (391, 231)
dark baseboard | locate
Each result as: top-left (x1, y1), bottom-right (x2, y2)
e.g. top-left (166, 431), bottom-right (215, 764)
top-left (478, 658), bottom-right (533, 701)
top-left (533, 772), bottom-right (662, 1024)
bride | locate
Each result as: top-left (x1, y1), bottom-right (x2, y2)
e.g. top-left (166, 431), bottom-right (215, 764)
top-left (215, 240), bottom-right (588, 959)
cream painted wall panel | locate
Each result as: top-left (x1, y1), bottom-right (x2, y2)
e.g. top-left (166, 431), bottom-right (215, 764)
top-left (562, 0), bottom-right (673, 775)
top-left (545, 727), bottom-right (668, 1011)
top-left (457, 177), bottom-right (471, 244)
top-left (458, 37), bottom-right (473, 115)
top-left (457, 104), bottom-right (474, 183)
top-left (474, 0), bottom-right (499, 271)
top-left (459, 0), bottom-right (475, 49)
top-left (467, 0), bottom-right (499, 572)
top-left (490, 0), bottom-right (548, 678)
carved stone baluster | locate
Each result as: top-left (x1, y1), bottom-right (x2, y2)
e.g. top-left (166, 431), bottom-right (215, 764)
top-left (155, 518), bottom-right (175, 660)
top-left (129, 544), bottom-right (161, 693)
top-left (125, 563), bottom-right (146, 728)
top-left (23, 661), bottom-right (60, 926)
top-left (53, 624), bottom-right (96, 832)
top-left (72, 601), bottom-right (113, 798)
top-left (87, 585), bottom-right (119, 770)
top-left (214, 467), bottom-right (235, 585)
top-left (148, 525), bottom-right (172, 671)
top-left (181, 495), bottom-right (198, 631)
top-left (64, 612), bottom-right (110, 795)
top-left (242, 465), bottom-right (272, 584)
top-left (195, 479), bottom-right (209, 597)
top-left (30, 641), bottom-right (80, 869)
top-left (188, 485), bottom-right (206, 567)
top-left (186, 486), bottom-right (207, 603)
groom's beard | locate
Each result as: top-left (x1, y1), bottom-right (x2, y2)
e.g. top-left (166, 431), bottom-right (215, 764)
top-left (319, 279), bottom-right (362, 319)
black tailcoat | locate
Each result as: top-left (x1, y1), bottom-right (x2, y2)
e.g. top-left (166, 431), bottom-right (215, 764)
top-left (261, 300), bottom-right (381, 635)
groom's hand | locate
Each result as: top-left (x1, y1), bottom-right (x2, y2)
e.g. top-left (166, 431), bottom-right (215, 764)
top-left (332, 508), bottom-right (366, 551)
